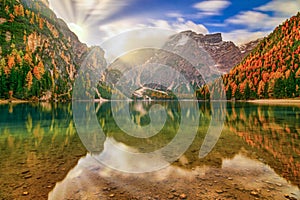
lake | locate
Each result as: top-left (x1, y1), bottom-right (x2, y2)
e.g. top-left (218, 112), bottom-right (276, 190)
top-left (0, 101), bottom-right (299, 200)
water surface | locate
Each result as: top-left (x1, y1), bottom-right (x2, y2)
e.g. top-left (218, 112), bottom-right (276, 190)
top-left (0, 102), bottom-right (299, 200)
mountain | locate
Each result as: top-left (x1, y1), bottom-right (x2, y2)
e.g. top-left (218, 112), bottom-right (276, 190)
top-left (103, 31), bottom-right (258, 100)
top-left (163, 31), bottom-right (257, 74)
top-left (239, 38), bottom-right (262, 58)
top-left (0, 0), bottom-right (261, 101)
top-left (0, 0), bottom-right (88, 101)
top-left (222, 12), bottom-right (300, 100)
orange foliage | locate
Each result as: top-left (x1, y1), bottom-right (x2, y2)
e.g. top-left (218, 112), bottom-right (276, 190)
top-left (14, 4), bottom-right (24, 16)
top-left (7, 55), bottom-right (15, 69)
top-left (39, 18), bottom-right (44, 30)
top-left (25, 9), bottom-right (31, 18)
top-left (239, 81), bottom-right (247, 94)
top-left (231, 83), bottom-right (237, 96)
top-left (285, 69), bottom-right (291, 79)
top-left (253, 77), bottom-right (259, 86)
top-left (262, 72), bottom-right (269, 83)
top-left (37, 61), bottom-right (45, 76)
top-left (33, 66), bottom-right (41, 80)
top-left (9, 13), bottom-right (15, 22)
top-left (257, 80), bottom-right (265, 96)
top-left (224, 13), bottom-right (300, 98)
top-left (296, 68), bottom-right (300, 78)
top-left (269, 71), bottom-right (283, 80)
top-left (16, 54), bottom-right (22, 64)
top-left (23, 34), bottom-right (27, 44)
top-left (30, 12), bottom-right (35, 24)
top-left (26, 71), bottom-right (33, 90)
top-left (24, 53), bottom-right (33, 65)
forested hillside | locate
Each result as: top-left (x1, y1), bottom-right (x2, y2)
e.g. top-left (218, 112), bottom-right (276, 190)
top-left (0, 0), bottom-right (88, 101)
top-left (222, 12), bottom-right (300, 100)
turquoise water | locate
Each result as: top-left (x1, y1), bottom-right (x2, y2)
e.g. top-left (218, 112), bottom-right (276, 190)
top-left (0, 102), bottom-right (299, 199)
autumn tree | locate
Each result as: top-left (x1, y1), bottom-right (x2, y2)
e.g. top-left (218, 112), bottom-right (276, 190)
top-left (14, 4), bottom-right (24, 17)
top-left (26, 71), bottom-right (33, 90)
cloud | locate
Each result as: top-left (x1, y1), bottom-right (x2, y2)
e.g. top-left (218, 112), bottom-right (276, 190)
top-left (193, 0), bottom-right (231, 15)
top-left (222, 0), bottom-right (300, 45)
top-left (222, 29), bottom-right (269, 45)
top-left (98, 18), bottom-right (208, 42)
top-left (166, 12), bottom-right (183, 18)
top-left (226, 11), bottom-right (287, 31)
top-left (49, 0), bottom-right (131, 25)
top-left (255, 0), bottom-right (300, 16)
top-left (98, 18), bottom-right (146, 39)
top-left (149, 19), bottom-right (208, 34)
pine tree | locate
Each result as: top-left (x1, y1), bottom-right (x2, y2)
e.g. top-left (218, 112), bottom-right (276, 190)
top-left (0, 69), bottom-right (8, 98)
top-left (274, 78), bottom-right (285, 98)
top-left (234, 87), bottom-right (242, 100)
top-left (244, 82), bottom-right (251, 100)
top-left (226, 85), bottom-right (232, 100)
top-left (285, 74), bottom-right (296, 98)
top-left (263, 82), bottom-right (269, 99)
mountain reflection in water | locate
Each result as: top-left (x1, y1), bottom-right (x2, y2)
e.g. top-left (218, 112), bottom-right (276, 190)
top-left (0, 101), bottom-right (299, 200)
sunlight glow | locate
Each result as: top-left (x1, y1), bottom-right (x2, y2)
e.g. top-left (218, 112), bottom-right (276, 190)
top-left (68, 23), bottom-right (86, 43)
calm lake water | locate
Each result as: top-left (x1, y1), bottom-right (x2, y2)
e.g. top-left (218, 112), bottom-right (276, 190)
top-left (0, 101), bottom-right (299, 200)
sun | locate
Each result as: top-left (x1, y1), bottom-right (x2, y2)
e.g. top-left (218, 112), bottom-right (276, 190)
top-left (68, 23), bottom-right (86, 42)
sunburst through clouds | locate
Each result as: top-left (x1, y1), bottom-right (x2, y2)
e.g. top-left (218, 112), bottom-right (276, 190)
top-left (48, 0), bottom-right (131, 44)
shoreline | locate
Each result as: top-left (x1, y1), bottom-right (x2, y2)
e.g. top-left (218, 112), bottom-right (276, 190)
top-left (1, 98), bottom-right (300, 105)
top-left (247, 98), bottom-right (300, 106)
top-left (0, 99), bottom-right (32, 104)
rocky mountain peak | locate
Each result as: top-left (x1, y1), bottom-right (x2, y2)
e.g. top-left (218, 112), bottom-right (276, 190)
top-left (166, 31), bottom-right (255, 73)
top-left (173, 31), bottom-right (223, 44)
top-left (239, 38), bottom-right (262, 58)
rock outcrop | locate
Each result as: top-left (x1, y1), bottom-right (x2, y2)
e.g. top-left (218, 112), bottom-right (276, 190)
top-left (166, 31), bottom-right (256, 73)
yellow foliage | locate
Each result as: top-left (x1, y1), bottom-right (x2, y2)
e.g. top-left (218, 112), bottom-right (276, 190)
top-left (37, 61), bottom-right (45, 76)
top-left (25, 9), bottom-right (31, 18)
top-left (39, 18), bottom-right (44, 30)
top-left (14, 4), bottom-right (24, 17)
top-left (30, 12), bottom-right (35, 24)
top-left (26, 71), bottom-right (33, 90)
top-left (5, 5), bottom-right (9, 14)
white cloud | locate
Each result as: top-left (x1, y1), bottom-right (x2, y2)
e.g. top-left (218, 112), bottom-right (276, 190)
top-left (226, 11), bottom-right (287, 30)
top-left (149, 19), bottom-right (208, 34)
top-left (255, 0), bottom-right (300, 16)
top-left (99, 18), bottom-right (146, 40)
top-left (99, 18), bottom-right (208, 42)
top-left (173, 20), bottom-right (209, 34)
top-left (49, 0), bottom-right (131, 25)
top-left (222, 29), bottom-right (269, 45)
top-left (193, 0), bottom-right (231, 15)
top-left (166, 12), bottom-right (183, 18)
top-left (222, 0), bottom-right (300, 45)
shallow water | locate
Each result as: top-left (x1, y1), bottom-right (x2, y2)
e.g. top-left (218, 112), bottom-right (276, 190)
top-left (0, 101), bottom-right (299, 199)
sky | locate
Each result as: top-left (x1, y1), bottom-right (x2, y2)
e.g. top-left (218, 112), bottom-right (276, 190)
top-left (48, 0), bottom-right (300, 46)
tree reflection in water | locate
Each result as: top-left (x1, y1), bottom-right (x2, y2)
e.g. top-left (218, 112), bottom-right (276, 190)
top-left (0, 102), bottom-right (299, 199)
